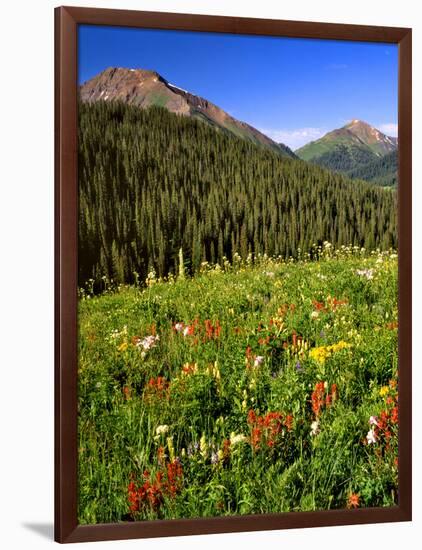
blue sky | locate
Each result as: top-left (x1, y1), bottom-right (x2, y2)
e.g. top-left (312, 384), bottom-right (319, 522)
top-left (78, 25), bottom-right (398, 150)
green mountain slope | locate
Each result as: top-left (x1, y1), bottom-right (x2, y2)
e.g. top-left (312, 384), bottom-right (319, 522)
top-left (277, 142), bottom-right (297, 158)
top-left (346, 150), bottom-right (398, 187)
top-left (307, 142), bottom-right (376, 172)
top-left (80, 67), bottom-right (296, 159)
top-left (78, 101), bottom-right (397, 286)
top-left (295, 120), bottom-right (398, 182)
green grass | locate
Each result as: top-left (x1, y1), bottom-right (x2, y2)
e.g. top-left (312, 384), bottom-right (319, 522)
top-left (78, 246), bottom-right (398, 524)
top-left (147, 92), bottom-right (169, 108)
top-left (297, 135), bottom-right (370, 161)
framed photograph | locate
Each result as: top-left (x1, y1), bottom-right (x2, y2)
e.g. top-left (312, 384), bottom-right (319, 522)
top-left (55, 5), bottom-right (412, 543)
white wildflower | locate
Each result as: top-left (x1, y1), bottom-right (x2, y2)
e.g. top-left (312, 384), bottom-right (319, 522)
top-left (109, 325), bottom-right (128, 340)
top-left (174, 322), bottom-right (184, 333)
top-left (155, 424), bottom-right (169, 436)
top-left (356, 268), bottom-right (374, 280)
top-left (366, 428), bottom-right (377, 445)
top-left (230, 433), bottom-right (248, 446)
top-left (210, 452), bottom-right (219, 464)
top-left (254, 355), bottom-right (264, 367)
top-left (136, 334), bottom-right (159, 351)
top-left (310, 420), bottom-right (320, 436)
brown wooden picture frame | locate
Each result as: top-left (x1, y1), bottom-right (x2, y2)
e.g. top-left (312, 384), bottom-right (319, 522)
top-left (55, 5), bottom-right (412, 544)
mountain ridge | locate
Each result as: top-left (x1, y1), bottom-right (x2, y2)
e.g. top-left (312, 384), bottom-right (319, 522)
top-left (80, 69), bottom-right (397, 186)
top-left (80, 67), bottom-right (297, 158)
top-left (296, 119), bottom-right (397, 160)
top-left (295, 119), bottom-right (398, 184)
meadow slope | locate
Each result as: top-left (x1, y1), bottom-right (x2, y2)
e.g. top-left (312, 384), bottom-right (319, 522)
top-left (78, 246), bottom-right (398, 523)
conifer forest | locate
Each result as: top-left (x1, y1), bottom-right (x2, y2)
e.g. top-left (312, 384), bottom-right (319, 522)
top-left (78, 101), bottom-right (397, 287)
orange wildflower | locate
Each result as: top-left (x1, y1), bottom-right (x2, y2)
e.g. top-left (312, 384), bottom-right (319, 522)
top-left (347, 493), bottom-right (360, 509)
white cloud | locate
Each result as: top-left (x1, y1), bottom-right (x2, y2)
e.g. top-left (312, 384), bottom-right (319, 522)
top-left (259, 127), bottom-right (327, 150)
top-left (378, 123), bottom-right (398, 137)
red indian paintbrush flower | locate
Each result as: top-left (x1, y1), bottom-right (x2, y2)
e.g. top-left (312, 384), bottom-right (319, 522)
top-left (311, 382), bottom-right (326, 416)
top-left (143, 377), bottom-right (170, 403)
top-left (247, 410), bottom-right (293, 449)
top-left (311, 381), bottom-right (338, 417)
top-left (128, 459), bottom-right (184, 515)
top-left (347, 493), bottom-right (360, 509)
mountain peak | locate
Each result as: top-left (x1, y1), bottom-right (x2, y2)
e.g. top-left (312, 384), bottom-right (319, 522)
top-left (100, 66), bottom-right (162, 78)
top-left (83, 66), bottom-right (167, 86)
top-left (342, 119), bottom-right (396, 153)
top-left (295, 118), bottom-right (398, 180)
top-left (79, 66), bottom-right (296, 159)
top-left (344, 119), bottom-right (370, 129)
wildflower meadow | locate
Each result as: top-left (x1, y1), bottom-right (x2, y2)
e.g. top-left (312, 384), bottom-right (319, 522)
top-left (78, 244), bottom-right (398, 523)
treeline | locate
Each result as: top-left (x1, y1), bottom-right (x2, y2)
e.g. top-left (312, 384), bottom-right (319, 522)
top-left (78, 100), bottom-right (397, 286)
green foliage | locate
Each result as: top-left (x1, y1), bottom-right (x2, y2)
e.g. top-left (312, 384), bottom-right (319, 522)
top-left (78, 101), bottom-right (397, 287)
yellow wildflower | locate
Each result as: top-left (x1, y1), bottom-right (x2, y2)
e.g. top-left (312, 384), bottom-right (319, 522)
top-left (167, 436), bottom-right (175, 462)
top-left (331, 341), bottom-right (351, 353)
top-left (207, 362), bottom-right (221, 381)
top-left (309, 341), bottom-right (351, 364)
top-left (309, 346), bottom-right (330, 364)
top-left (199, 434), bottom-right (208, 459)
top-left (117, 342), bottom-right (128, 352)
